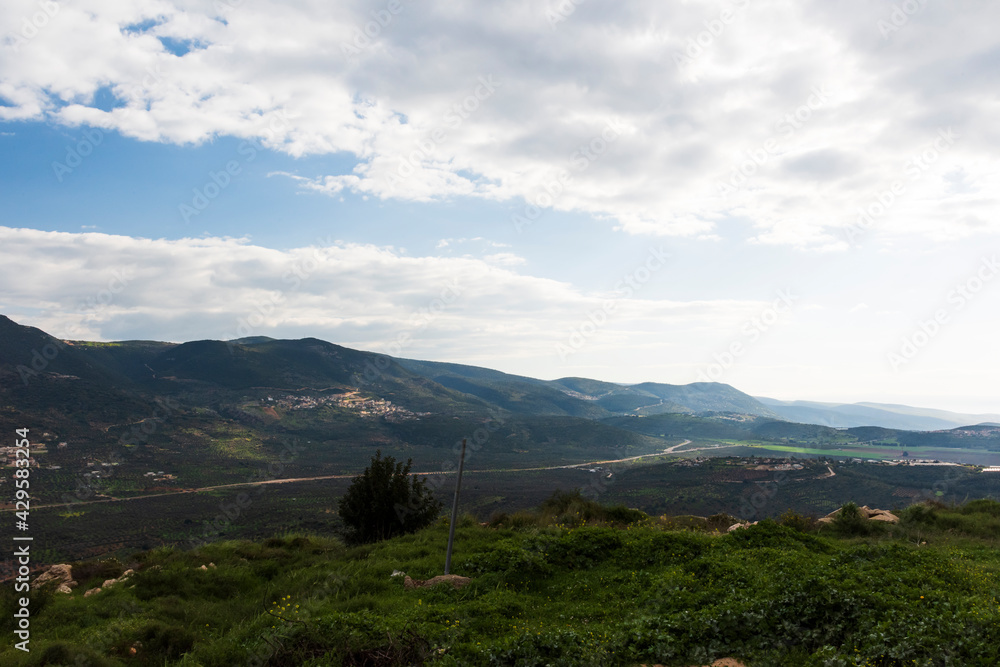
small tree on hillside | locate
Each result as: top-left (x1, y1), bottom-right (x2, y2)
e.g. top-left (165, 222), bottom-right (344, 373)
top-left (338, 450), bottom-right (442, 544)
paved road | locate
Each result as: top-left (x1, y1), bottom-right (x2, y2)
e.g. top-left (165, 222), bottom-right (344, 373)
top-left (7, 439), bottom-right (702, 512)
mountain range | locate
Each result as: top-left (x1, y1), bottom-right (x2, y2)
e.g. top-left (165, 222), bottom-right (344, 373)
top-left (757, 397), bottom-right (1000, 431)
top-left (2, 312), bottom-right (999, 501)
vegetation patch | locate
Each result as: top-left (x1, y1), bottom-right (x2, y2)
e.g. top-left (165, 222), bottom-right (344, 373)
top-left (3, 498), bottom-right (999, 666)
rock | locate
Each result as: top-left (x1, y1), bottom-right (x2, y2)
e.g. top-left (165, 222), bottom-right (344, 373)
top-left (55, 584), bottom-right (73, 594)
top-left (31, 564), bottom-right (74, 590)
top-left (199, 565), bottom-right (208, 570)
top-left (403, 574), bottom-right (472, 590)
top-left (727, 521), bottom-right (757, 532)
top-left (648, 658), bottom-right (747, 667)
top-left (208, 562), bottom-right (216, 569)
top-left (120, 569), bottom-right (134, 580)
top-left (84, 587), bottom-right (102, 597)
top-left (823, 506), bottom-right (898, 523)
top-left (390, 570), bottom-right (406, 577)
top-left (102, 578), bottom-right (118, 588)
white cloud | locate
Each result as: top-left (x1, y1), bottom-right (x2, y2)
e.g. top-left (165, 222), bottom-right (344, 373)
top-left (0, 226), bottom-right (762, 371)
top-left (3, 0), bottom-right (1000, 248)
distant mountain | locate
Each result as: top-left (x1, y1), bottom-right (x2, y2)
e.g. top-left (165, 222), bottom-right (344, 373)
top-left (757, 397), bottom-right (1000, 431)
top-left (4, 311), bottom-right (998, 489)
top-left (397, 357), bottom-right (779, 418)
top-left (0, 315), bottom-right (156, 433)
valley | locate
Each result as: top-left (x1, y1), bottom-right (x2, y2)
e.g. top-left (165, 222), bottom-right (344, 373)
top-left (1, 313), bottom-right (999, 575)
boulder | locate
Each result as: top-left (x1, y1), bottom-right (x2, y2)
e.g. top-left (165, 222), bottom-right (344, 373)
top-left (403, 574), bottom-right (472, 590)
top-left (102, 578), bottom-right (118, 588)
top-left (823, 506), bottom-right (898, 523)
top-left (726, 521), bottom-right (757, 532)
top-left (55, 584), bottom-right (73, 595)
top-left (31, 564), bottom-right (74, 590)
top-left (84, 587), bottom-right (101, 597)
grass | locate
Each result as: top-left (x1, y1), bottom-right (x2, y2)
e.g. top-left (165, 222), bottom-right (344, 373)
top-left (3, 497), bottom-right (1000, 666)
top-left (744, 443), bottom-right (888, 458)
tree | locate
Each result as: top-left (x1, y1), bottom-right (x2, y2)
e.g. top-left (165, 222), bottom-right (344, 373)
top-left (338, 450), bottom-right (442, 544)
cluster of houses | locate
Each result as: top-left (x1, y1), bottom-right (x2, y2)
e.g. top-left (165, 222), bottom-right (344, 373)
top-left (267, 392), bottom-right (429, 422)
top-left (143, 471), bottom-right (177, 482)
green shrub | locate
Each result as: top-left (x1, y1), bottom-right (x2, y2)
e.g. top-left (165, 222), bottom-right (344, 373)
top-left (958, 498), bottom-right (1000, 517)
top-left (707, 512), bottom-right (739, 531)
top-left (108, 622), bottom-right (196, 665)
top-left (71, 557), bottom-right (125, 589)
top-left (779, 509), bottom-right (815, 532)
top-left (725, 519), bottom-right (828, 551)
top-left (603, 505), bottom-right (648, 525)
top-left (338, 450), bottom-right (442, 544)
top-left (548, 527), bottom-right (624, 568)
top-left (34, 642), bottom-right (115, 667)
top-left (832, 502), bottom-right (884, 537)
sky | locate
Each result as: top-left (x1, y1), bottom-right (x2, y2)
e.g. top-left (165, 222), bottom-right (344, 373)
top-left (1, 0), bottom-right (999, 413)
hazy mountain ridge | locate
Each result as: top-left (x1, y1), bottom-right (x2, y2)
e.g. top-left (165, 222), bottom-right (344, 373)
top-left (759, 396), bottom-right (1000, 431)
top-left (2, 313), bottom-right (999, 492)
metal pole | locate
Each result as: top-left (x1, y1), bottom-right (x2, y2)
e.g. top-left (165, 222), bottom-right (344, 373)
top-left (444, 438), bottom-right (467, 575)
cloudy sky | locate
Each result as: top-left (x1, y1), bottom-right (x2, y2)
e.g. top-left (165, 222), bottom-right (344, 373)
top-left (2, 0), bottom-right (999, 412)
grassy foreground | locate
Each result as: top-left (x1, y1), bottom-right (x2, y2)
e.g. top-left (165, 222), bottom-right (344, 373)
top-left (3, 497), bottom-right (1000, 666)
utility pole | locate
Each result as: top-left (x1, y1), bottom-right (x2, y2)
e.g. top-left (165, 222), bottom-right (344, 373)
top-left (444, 438), bottom-right (467, 575)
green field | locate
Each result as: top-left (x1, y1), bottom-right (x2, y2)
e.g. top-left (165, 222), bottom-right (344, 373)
top-left (4, 497), bottom-right (1000, 666)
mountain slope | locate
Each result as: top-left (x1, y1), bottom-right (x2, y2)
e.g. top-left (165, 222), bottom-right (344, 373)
top-left (757, 397), bottom-right (1000, 431)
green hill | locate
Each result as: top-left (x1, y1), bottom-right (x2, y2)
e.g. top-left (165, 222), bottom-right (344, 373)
top-left (5, 497), bottom-right (999, 666)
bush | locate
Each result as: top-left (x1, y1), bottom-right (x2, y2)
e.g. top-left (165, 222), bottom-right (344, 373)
top-left (36, 642), bottom-right (115, 667)
top-left (110, 622), bottom-right (196, 665)
top-left (833, 502), bottom-right (886, 537)
top-left (779, 509), bottom-right (815, 533)
top-left (958, 498), bottom-right (1000, 517)
top-left (604, 505), bottom-right (648, 525)
top-left (337, 450), bottom-right (442, 544)
top-left (833, 502), bottom-right (874, 537)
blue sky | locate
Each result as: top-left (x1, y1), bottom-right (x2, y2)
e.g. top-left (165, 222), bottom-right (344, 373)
top-left (2, 0), bottom-right (1000, 413)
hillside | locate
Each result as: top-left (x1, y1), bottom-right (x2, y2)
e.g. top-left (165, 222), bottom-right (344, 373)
top-left (4, 497), bottom-right (999, 666)
top-left (759, 397), bottom-right (1000, 431)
